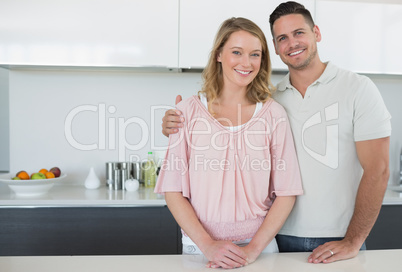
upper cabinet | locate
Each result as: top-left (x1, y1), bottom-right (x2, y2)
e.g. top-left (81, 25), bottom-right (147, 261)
top-left (179, 0), bottom-right (315, 70)
top-left (0, 0), bottom-right (179, 68)
top-left (316, 0), bottom-right (402, 74)
top-left (1, 0), bottom-right (400, 74)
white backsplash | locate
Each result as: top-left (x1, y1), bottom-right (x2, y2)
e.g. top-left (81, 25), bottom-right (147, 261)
top-left (8, 70), bottom-right (203, 183)
top-left (0, 68), bottom-right (9, 172)
top-left (6, 69), bottom-right (402, 185)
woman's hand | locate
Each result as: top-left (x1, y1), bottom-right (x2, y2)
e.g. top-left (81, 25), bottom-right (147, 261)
top-left (202, 240), bottom-right (249, 269)
top-left (165, 193), bottom-right (248, 269)
top-left (238, 244), bottom-right (260, 265)
top-left (205, 242), bottom-right (265, 269)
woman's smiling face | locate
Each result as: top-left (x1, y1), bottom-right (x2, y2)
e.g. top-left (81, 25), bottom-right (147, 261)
top-left (217, 30), bottom-right (262, 90)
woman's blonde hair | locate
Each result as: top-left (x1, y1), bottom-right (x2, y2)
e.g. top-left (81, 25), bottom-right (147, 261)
top-left (199, 17), bottom-right (275, 112)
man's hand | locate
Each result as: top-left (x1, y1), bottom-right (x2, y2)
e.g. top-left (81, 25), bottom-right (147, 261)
top-left (309, 137), bottom-right (389, 264)
top-left (308, 239), bottom-right (360, 264)
top-left (162, 95), bottom-right (183, 137)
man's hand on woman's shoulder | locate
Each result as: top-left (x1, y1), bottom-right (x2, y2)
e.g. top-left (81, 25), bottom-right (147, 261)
top-left (162, 95), bottom-right (184, 137)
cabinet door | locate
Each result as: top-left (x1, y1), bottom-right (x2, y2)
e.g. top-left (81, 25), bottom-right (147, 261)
top-left (316, 0), bottom-right (402, 74)
top-left (179, 0), bottom-right (315, 70)
top-left (366, 205), bottom-right (402, 250)
top-left (0, 207), bottom-right (182, 256)
top-left (0, 0), bottom-right (179, 68)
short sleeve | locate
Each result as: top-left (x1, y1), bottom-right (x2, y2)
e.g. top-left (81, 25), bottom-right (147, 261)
top-left (268, 109), bottom-right (303, 198)
top-left (353, 77), bottom-right (391, 141)
top-left (154, 111), bottom-right (191, 198)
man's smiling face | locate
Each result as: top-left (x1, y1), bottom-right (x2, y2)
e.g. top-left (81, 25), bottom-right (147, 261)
top-left (272, 14), bottom-right (321, 71)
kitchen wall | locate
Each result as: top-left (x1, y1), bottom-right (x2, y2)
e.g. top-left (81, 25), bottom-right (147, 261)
top-left (370, 74), bottom-right (402, 184)
top-left (6, 69), bottom-right (402, 185)
top-left (8, 69), bottom-right (200, 183)
top-left (0, 68), bottom-right (9, 172)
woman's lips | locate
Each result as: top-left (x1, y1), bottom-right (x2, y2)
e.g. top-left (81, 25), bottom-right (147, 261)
top-left (235, 69), bottom-right (252, 75)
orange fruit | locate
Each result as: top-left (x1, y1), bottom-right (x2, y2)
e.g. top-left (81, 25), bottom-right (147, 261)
top-left (16, 171), bottom-right (30, 180)
top-left (45, 172), bottom-right (55, 179)
top-left (39, 168), bottom-right (48, 174)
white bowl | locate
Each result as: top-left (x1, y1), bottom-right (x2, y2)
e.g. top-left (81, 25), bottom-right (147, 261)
top-left (0, 173), bottom-right (67, 196)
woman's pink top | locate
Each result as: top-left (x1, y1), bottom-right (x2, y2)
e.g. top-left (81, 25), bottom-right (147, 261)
top-left (155, 96), bottom-right (303, 241)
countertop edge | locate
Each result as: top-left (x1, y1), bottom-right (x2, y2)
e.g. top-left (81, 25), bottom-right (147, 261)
top-left (1, 185), bottom-right (401, 207)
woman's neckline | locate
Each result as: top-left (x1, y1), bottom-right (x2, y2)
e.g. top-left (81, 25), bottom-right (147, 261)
top-left (193, 95), bottom-right (270, 134)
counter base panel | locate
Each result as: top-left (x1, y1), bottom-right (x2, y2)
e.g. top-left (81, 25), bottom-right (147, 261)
top-left (0, 206), bottom-right (182, 256)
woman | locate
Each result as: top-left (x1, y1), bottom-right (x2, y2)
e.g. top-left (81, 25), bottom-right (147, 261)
top-left (155, 17), bottom-right (303, 269)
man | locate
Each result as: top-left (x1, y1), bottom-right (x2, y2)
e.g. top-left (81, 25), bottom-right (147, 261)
top-left (161, 1), bottom-right (391, 264)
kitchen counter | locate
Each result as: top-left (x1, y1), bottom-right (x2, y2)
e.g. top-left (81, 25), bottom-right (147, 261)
top-left (0, 184), bottom-right (165, 207)
top-left (0, 183), bottom-right (401, 254)
top-left (1, 250), bottom-right (401, 272)
top-left (384, 186), bottom-right (402, 205)
top-left (0, 184), bottom-right (179, 256)
top-left (1, 183), bottom-right (402, 207)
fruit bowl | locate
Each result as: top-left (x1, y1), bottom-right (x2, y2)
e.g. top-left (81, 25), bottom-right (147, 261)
top-left (0, 174), bottom-right (67, 196)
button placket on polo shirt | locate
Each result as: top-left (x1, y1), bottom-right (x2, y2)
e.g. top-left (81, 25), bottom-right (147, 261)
top-left (297, 82), bottom-right (319, 114)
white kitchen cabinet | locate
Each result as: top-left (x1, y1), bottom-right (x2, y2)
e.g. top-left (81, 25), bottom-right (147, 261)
top-left (0, 0), bottom-right (179, 68)
top-left (179, 0), bottom-right (315, 70)
top-left (315, 0), bottom-right (402, 74)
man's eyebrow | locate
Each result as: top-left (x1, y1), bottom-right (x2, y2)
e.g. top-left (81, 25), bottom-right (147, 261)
top-left (292, 28), bottom-right (307, 33)
top-left (275, 27), bottom-right (308, 39)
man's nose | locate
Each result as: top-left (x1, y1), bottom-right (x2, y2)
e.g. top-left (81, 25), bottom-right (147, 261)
top-left (289, 37), bottom-right (300, 48)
